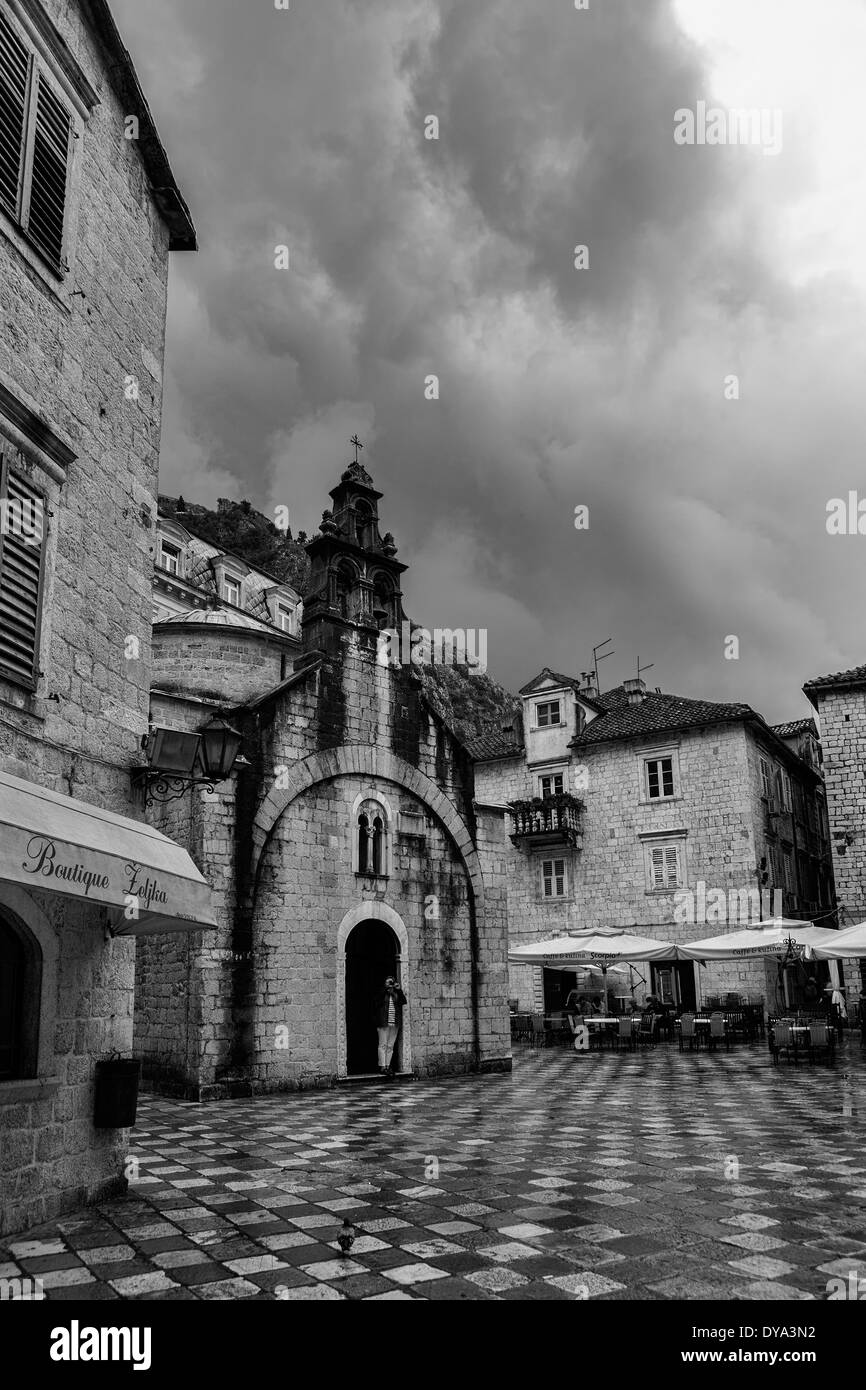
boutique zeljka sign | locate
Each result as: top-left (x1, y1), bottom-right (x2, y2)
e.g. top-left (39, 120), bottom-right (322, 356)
top-left (21, 834), bottom-right (168, 910)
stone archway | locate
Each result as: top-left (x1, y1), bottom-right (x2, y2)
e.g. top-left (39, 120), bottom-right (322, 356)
top-left (248, 745), bottom-right (485, 1076)
top-left (250, 745), bottom-right (484, 915)
top-left (336, 902), bottom-right (410, 1078)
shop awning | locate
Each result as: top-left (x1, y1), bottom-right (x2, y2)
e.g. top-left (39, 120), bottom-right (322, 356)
top-left (0, 770), bottom-right (217, 937)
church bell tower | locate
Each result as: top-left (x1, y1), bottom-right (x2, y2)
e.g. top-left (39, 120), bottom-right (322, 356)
top-left (302, 437), bottom-right (407, 656)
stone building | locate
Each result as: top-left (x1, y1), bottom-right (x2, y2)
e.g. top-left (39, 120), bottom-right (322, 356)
top-left (470, 670), bottom-right (835, 1016)
top-left (0, 0), bottom-right (212, 1236)
top-left (134, 458), bottom-right (512, 1097)
top-left (803, 664), bottom-right (866, 990)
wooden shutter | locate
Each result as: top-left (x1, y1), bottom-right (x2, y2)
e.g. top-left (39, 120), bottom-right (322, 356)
top-left (664, 845), bottom-right (680, 888)
top-left (0, 455), bottom-right (47, 689)
top-left (650, 847), bottom-right (664, 889)
top-left (25, 71), bottom-right (71, 267)
top-left (0, 8), bottom-right (29, 218)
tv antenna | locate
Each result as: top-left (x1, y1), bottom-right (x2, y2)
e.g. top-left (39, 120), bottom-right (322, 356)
top-left (592, 638), bottom-right (614, 692)
top-left (636, 655), bottom-right (655, 684)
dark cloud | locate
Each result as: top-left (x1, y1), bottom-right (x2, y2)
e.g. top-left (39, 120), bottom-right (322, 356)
top-left (112, 0), bottom-right (866, 720)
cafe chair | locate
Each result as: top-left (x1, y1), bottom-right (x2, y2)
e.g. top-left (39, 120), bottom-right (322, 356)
top-left (771, 1019), bottom-right (797, 1065)
top-left (530, 1013), bottom-right (547, 1049)
top-left (678, 1012), bottom-right (700, 1051)
top-left (806, 1021), bottom-right (835, 1066)
top-left (616, 1017), bottom-right (635, 1052)
top-left (636, 1013), bottom-right (657, 1049)
top-left (708, 1011), bottom-right (730, 1051)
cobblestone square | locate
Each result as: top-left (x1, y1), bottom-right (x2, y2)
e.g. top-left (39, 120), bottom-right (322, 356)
top-left (4, 1040), bottom-right (866, 1301)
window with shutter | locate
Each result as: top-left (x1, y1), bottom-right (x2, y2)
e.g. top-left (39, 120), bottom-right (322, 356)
top-left (0, 454), bottom-right (47, 689)
top-left (0, 9), bottom-right (73, 272)
top-left (649, 842), bottom-right (681, 890)
top-left (0, 9), bottom-right (28, 217)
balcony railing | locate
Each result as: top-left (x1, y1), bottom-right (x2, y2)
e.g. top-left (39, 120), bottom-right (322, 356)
top-left (508, 794), bottom-right (583, 848)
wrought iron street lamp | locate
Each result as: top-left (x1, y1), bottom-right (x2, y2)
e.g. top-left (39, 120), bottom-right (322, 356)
top-left (133, 718), bottom-right (248, 806)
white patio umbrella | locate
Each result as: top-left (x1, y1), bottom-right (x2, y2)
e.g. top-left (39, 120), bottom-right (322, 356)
top-left (508, 927), bottom-right (681, 1012)
top-left (807, 921), bottom-right (866, 960)
top-left (677, 918), bottom-right (840, 961)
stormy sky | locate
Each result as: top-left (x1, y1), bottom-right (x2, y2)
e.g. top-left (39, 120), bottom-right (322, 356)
top-left (112, 0), bottom-right (866, 723)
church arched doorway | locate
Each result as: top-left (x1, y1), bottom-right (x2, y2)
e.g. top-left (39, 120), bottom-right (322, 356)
top-left (345, 919), bottom-right (400, 1075)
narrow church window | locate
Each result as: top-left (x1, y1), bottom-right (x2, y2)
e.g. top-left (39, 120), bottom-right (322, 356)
top-left (358, 812), bottom-right (370, 873)
top-left (355, 798), bottom-right (390, 877)
top-left (372, 816), bottom-right (384, 875)
top-left (335, 566), bottom-right (354, 618)
top-left (372, 574), bottom-right (395, 628)
top-left (355, 500), bottom-right (373, 548)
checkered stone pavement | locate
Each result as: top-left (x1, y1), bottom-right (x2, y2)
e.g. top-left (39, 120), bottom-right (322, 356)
top-left (4, 1040), bottom-right (866, 1301)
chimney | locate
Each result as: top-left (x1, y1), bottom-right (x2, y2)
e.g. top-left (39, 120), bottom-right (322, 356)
top-left (577, 671), bottom-right (598, 698)
top-left (623, 678), bottom-right (647, 706)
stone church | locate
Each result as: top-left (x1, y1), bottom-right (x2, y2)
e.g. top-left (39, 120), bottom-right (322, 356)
top-left (134, 457), bottom-right (512, 1096)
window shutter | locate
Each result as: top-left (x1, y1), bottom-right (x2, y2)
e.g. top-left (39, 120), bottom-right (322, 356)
top-left (0, 9), bottom-right (29, 218)
top-left (25, 72), bottom-right (71, 267)
top-left (650, 847), bottom-right (664, 889)
top-left (664, 845), bottom-right (679, 888)
top-left (0, 458), bottom-right (47, 688)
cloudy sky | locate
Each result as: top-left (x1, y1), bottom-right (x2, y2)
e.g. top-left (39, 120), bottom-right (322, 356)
top-left (113, 0), bottom-right (866, 722)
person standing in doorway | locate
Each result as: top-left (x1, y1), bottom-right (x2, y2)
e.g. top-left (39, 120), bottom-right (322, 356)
top-left (375, 975), bottom-right (407, 1076)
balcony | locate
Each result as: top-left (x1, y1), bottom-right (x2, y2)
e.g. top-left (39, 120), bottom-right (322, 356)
top-left (508, 794), bottom-right (583, 849)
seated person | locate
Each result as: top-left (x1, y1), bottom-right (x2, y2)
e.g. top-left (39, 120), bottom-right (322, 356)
top-left (564, 988), bottom-right (584, 1030)
top-left (586, 996), bottom-right (603, 1016)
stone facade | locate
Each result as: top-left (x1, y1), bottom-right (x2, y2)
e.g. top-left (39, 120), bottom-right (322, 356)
top-left (803, 670), bottom-right (866, 991)
top-left (473, 673), bottom-right (835, 1015)
top-left (0, 0), bottom-right (194, 1234)
top-left (134, 464), bottom-right (511, 1096)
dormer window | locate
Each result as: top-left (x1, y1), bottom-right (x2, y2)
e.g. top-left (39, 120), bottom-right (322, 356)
top-left (536, 700), bottom-right (562, 728)
top-left (275, 601), bottom-right (295, 633)
top-left (160, 539), bottom-right (181, 576)
top-left (223, 576), bottom-right (240, 606)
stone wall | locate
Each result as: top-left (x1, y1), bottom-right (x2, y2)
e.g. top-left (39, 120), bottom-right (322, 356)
top-left (151, 625), bottom-right (292, 706)
top-left (0, 886), bottom-right (133, 1237)
top-left (810, 687), bottom-right (866, 991)
top-left (135, 627), bottom-right (512, 1095)
top-left (0, 0), bottom-right (180, 1233)
top-left (474, 721), bottom-right (827, 1011)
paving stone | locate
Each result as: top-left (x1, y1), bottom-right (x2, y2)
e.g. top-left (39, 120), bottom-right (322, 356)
top-left (6, 1045), bottom-right (866, 1301)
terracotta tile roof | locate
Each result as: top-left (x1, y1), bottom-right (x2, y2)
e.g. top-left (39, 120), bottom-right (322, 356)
top-left (518, 667), bottom-right (605, 710)
top-left (771, 718), bottom-right (817, 739)
top-left (573, 686), bottom-right (755, 747)
top-left (803, 665), bottom-right (866, 695)
top-left (465, 730), bottom-right (524, 762)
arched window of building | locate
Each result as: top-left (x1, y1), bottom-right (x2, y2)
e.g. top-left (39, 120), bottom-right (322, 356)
top-left (358, 812), bottom-right (370, 874)
top-left (334, 563), bottom-right (355, 619)
top-left (354, 499), bottom-right (374, 549)
top-left (372, 816), bottom-right (384, 875)
top-left (0, 911), bottom-right (42, 1081)
top-left (354, 797), bottom-right (390, 877)
top-left (371, 573), bottom-right (396, 629)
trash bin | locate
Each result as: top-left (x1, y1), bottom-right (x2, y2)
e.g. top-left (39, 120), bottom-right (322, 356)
top-left (93, 1058), bottom-right (141, 1128)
